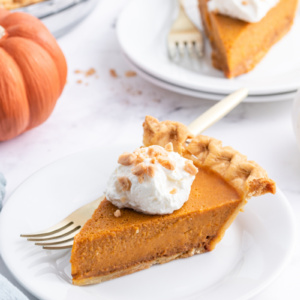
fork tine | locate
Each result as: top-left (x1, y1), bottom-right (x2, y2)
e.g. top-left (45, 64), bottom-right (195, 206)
top-left (20, 221), bottom-right (74, 238)
top-left (20, 196), bottom-right (105, 250)
top-left (168, 40), bottom-right (177, 59)
top-left (177, 41), bottom-right (186, 56)
top-left (186, 41), bottom-right (194, 58)
top-left (168, 0), bottom-right (204, 63)
top-left (27, 225), bottom-right (81, 242)
top-left (193, 40), bottom-right (204, 57)
top-left (43, 240), bottom-right (74, 250)
top-left (35, 236), bottom-right (75, 246)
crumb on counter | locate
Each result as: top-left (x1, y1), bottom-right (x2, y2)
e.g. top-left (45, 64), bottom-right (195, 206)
top-left (85, 68), bottom-right (96, 77)
top-left (125, 70), bottom-right (137, 77)
top-left (110, 69), bottom-right (118, 78)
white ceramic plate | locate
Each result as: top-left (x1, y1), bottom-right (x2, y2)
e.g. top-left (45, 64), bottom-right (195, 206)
top-left (0, 146), bottom-right (296, 300)
top-left (123, 53), bottom-right (297, 102)
top-left (116, 0), bottom-right (300, 99)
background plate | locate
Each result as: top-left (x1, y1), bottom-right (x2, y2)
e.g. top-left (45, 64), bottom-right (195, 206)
top-left (117, 0), bottom-right (300, 99)
top-left (124, 53), bottom-right (296, 102)
top-left (0, 146), bottom-right (296, 300)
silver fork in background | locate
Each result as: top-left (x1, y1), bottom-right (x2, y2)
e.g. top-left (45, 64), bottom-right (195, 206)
top-left (167, 0), bottom-right (204, 61)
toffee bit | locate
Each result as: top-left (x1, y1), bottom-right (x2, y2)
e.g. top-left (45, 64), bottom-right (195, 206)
top-left (147, 164), bottom-right (156, 178)
top-left (165, 142), bottom-right (173, 152)
top-left (114, 209), bottom-right (121, 217)
top-left (117, 176), bottom-right (132, 191)
top-left (184, 160), bottom-right (198, 175)
top-left (170, 188), bottom-right (177, 194)
top-left (131, 162), bottom-right (147, 176)
top-left (157, 157), bottom-right (176, 171)
top-left (118, 152), bottom-right (136, 166)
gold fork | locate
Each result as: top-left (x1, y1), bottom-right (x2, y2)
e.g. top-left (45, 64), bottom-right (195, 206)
top-left (168, 0), bottom-right (204, 60)
top-left (21, 88), bottom-right (248, 250)
top-left (20, 196), bottom-right (104, 250)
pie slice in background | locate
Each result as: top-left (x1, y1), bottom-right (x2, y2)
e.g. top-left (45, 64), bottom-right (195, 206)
top-left (198, 0), bottom-right (299, 78)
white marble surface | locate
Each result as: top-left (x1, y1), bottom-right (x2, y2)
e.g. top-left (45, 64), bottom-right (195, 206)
top-left (0, 0), bottom-right (300, 299)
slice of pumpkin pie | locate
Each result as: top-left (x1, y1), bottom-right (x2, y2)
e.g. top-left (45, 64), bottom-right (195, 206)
top-left (70, 116), bottom-right (276, 285)
top-left (198, 0), bottom-right (298, 78)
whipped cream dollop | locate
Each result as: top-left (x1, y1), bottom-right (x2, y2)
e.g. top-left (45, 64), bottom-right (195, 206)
top-left (105, 143), bottom-right (198, 215)
top-left (208, 0), bottom-right (279, 23)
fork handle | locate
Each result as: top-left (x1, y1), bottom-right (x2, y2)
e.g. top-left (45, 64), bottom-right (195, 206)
top-left (188, 88), bottom-right (249, 136)
top-left (171, 0), bottom-right (197, 31)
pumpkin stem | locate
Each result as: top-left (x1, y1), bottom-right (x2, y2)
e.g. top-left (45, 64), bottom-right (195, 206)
top-left (0, 25), bottom-right (5, 40)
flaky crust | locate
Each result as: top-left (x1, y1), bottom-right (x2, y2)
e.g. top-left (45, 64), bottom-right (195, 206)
top-left (143, 115), bottom-right (193, 154)
top-left (185, 136), bottom-right (276, 198)
top-left (143, 117), bottom-right (276, 198)
top-left (141, 116), bottom-right (275, 254)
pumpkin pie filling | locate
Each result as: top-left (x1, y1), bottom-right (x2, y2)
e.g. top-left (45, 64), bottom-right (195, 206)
top-left (71, 116), bottom-right (276, 285)
top-left (71, 166), bottom-right (241, 283)
top-left (198, 0), bottom-right (298, 78)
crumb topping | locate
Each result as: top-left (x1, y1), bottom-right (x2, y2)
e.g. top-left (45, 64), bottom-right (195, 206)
top-left (184, 161), bottom-right (198, 176)
top-left (150, 157), bottom-right (156, 164)
top-left (148, 145), bottom-right (168, 157)
top-left (131, 162), bottom-right (147, 176)
top-left (170, 188), bottom-right (177, 194)
top-left (134, 152), bottom-right (146, 165)
top-left (117, 145), bottom-right (196, 186)
top-left (118, 152), bottom-right (136, 166)
top-left (157, 157), bottom-right (176, 171)
top-left (147, 164), bottom-right (156, 177)
top-left (114, 209), bottom-right (121, 217)
top-left (165, 142), bottom-right (174, 152)
top-left (117, 176), bottom-right (132, 191)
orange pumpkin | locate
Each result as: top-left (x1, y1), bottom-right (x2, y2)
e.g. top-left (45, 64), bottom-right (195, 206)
top-left (0, 8), bottom-right (67, 141)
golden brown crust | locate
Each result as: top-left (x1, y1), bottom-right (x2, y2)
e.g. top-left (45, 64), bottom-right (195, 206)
top-left (185, 135), bottom-right (276, 198)
top-left (73, 246), bottom-right (207, 286)
top-left (143, 116), bottom-right (276, 198)
top-left (141, 116), bottom-right (276, 255)
top-left (143, 115), bottom-right (193, 154)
